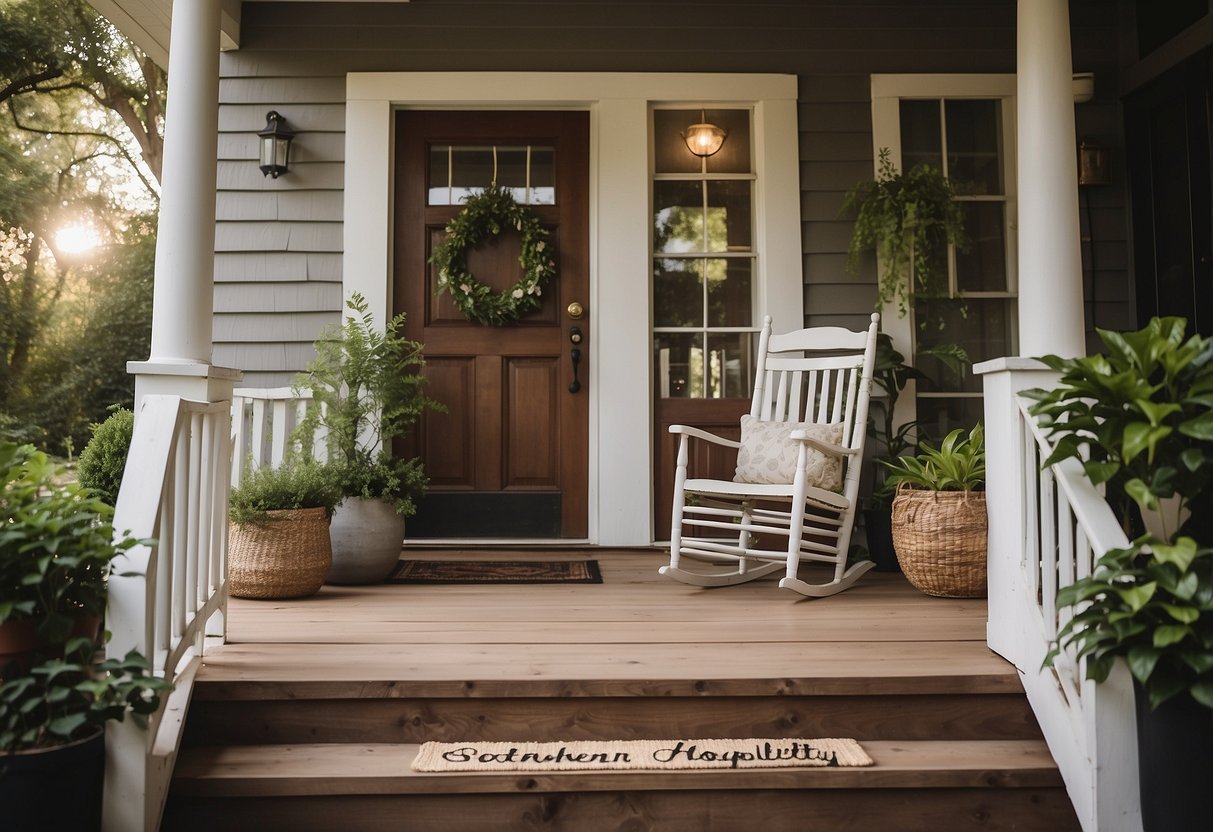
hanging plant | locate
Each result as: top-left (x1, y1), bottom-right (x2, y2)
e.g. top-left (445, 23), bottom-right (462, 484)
top-left (429, 184), bottom-right (557, 326)
top-left (842, 148), bottom-right (966, 317)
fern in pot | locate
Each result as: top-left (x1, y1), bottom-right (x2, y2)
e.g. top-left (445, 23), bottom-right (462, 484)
top-left (292, 293), bottom-right (443, 584)
top-left (883, 423), bottom-right (986, 598)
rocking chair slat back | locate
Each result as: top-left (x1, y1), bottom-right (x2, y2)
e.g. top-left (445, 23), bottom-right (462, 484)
top-left (662, 312), bottom-right (881, 598)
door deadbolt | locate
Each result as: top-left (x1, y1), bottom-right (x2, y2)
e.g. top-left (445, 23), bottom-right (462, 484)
top-left (570, 326), bottom-right (583, 344)
top-left (567, 301), bottom-right (585, 319)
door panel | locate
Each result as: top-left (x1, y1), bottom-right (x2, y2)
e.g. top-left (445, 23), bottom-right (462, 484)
top-left (395, 110), bottom-right (589, 538)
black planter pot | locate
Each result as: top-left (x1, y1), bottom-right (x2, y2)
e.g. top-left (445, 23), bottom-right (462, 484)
top-left (0, 730), bottom-right (104, 832)
top-left (862, 507), bottom-right (901, 573)
top-left (1133, 682), bottom-right (1213, 832)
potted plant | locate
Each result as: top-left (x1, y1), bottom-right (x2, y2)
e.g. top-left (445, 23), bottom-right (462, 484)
top-left (1029, 317), bottom-right (1213, 831)
top-left (882, 423), bottom-right (986, 598)
top-left (862, 335), bottom-right (970, 572)
top-left (227, 458), bottom-right (342, 599)
top-left (0, 442), bottom-right (130, 669)
top-left (1048, 535), bottom-right (1213, 832)
top-left (292, 292), bottom-right (442, 585)
top-left (862, 333), bottom-right (924, 571)
top-left (0, 440), bottom-right (171, 829)
top-left (842, 147), bottom-right (966, 318)
top-left (1024, 316), bottom-right (1213, 544)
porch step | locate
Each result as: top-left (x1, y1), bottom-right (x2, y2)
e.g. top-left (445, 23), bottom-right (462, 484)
top-left (162, 557), bottom-right (1079, 829)
top-left (164, 740), bottom-right (1079, 831)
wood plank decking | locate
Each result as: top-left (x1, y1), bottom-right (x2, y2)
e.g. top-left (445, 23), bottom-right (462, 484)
top-left (165, 548), bottom-right (1080, 831)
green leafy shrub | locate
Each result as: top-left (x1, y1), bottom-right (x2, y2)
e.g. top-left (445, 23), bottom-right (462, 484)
top-left (882, 423), bottom-right (985, 492)
top-left (1049, 536), bottom-right (1213, 710)
top-left (228, 459), bottom-right (342, 526)
top-left (0, 441), bottom-right (138, 641)
top-left (77, 407), bottom-right (133, 506)
top-left (1024, 316), bottom-right (1213, 541)
top-left (331, 452), bottom-right (427, 517)
top-left (0, 637), bottom-right (171, 752)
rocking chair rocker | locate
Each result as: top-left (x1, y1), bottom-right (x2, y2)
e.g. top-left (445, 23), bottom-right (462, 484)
top-left (660, 313), bottom-right (880, 597)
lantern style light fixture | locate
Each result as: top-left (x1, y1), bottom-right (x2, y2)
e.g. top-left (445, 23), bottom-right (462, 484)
top-left (682, 110), bottom-right (727, 158)
top-left (258, 111), bottom-right (295, 178)
top-left (1078, 140), bottom-right (1110, 187)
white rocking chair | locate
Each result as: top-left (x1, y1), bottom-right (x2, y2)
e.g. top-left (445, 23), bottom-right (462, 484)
top-left (660, 313), bottom-right (880, 597)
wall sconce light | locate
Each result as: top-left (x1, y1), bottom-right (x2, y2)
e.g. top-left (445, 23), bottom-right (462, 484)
top-left (258, 111), bottom-right (295, 178)
top-left (1078, 140), bottom-right (1110, 186)
top-left (682, 110), bottom-right (727, 158)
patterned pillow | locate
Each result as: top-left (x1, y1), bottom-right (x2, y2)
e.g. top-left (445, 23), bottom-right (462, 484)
top-left (733, 415), bottom-right (844, 489)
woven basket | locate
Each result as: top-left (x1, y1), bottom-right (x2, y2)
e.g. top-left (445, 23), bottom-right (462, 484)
top-left (891, 487), bottom-right (988, 598)
top-left (228, 507), bottom-right (332, 600)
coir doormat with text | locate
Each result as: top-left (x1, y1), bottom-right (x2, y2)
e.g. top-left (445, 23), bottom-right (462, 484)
top-left (412, 738), bottom-right (872, 772)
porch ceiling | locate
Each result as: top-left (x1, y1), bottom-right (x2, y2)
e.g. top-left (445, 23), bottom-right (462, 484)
top-left (87, 0), bottom-right (414, 67)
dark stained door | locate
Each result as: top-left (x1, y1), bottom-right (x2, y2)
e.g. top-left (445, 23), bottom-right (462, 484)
top-left (1125, 49), bottom-right (1213, 334)
top-left (394, 111), bottom-right (589, 538)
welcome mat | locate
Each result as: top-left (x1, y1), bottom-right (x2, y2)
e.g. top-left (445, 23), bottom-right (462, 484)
top-left (386, 559), bottom-right (603, 585)
top-left (412, 738), bottom-right (872, 772)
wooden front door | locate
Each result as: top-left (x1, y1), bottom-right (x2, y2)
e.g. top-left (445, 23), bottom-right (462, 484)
top-left (394, 111), bottom-right (589, 538)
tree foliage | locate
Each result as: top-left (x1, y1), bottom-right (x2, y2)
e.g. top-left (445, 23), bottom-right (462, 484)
top-left (0, 0), bottom-right (162, 453)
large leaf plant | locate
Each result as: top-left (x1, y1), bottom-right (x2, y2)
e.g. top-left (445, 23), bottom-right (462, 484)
top-left (1024, 317), bottom-right (1213, 541)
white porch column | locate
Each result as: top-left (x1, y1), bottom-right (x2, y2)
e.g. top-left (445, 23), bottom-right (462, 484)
top-left (131, 0), bottom-right (240, 403)
top-left (1016, 0), bottom-right (1086, 358)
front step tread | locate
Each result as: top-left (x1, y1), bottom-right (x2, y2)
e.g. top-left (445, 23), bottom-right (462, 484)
top-left (172, 739), bottom-right (1064, 797)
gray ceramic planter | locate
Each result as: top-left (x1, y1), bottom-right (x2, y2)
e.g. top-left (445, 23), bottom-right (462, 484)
top-left (326, 496), bottom-right (405, 584)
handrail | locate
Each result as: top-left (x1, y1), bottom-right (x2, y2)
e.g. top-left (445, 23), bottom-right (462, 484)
top-left (980, 358), bottom-right (1142, 832)
top-left (104, 394), bottom-right (233, 832)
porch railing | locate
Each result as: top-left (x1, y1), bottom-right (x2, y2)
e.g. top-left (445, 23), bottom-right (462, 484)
top-left (103, 394), bottom-right (233, 831)
top-left (231, 386), bottom-right (325, 486)
top-left (979, 358), bottom-right (1142, 832)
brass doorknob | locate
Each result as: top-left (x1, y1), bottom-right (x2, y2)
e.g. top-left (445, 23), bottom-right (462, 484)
top-left (567, 301), bottom-right (585, 320)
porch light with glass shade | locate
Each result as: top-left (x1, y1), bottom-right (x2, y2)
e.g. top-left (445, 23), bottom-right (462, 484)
top-left (682, 111), bottom-right (727, 158)
top-left (258, 110), bottom-right (295, 178)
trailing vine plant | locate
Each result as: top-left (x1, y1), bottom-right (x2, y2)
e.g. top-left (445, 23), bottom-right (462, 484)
top-left (842, 148), bottom-right (966, 318)
top-left (429, 184), bottom-right (557, 326)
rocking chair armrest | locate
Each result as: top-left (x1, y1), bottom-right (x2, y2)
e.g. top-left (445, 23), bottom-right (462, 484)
top-left (668, 424), bottom-right (742, 449)
top-left (788, 431), bottom-right (858, 459)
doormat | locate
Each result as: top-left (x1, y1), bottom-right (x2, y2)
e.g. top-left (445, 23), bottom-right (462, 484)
top-left (412, 738), bottom-right (872, 772)
top-left (386, 559), bottom-right (603, 584)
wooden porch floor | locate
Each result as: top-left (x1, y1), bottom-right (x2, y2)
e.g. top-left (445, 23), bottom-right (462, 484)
top-left (205, 547), bottom-right (1010, 697)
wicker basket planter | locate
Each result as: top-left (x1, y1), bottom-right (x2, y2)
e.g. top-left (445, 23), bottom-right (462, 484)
top-left (891, 487), bottom-right (987, 598)
top-left (228, 507), bottom-right (332, 599)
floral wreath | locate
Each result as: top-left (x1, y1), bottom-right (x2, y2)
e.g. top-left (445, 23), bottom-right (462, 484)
top-left (429, 184), bottom-right (556, 326)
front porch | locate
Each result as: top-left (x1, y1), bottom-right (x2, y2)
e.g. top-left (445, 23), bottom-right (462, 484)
top-left (163, 548), bottom-right (1077, 830)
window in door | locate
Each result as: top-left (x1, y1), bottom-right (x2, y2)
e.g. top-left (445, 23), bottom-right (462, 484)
top-left (872, 77), bottom-right (1018, 437)
top-left (652, 108), bottom-right (758, 400)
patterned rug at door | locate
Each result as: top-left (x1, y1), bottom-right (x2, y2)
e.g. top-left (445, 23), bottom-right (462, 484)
top-left (412, 738), bottom-right (872, 772)
top-left (386, 559), bottom-right (603, 584)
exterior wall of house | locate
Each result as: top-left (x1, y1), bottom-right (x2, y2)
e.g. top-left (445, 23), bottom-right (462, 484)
top-left (215, 0), bottom-right (1129, 386)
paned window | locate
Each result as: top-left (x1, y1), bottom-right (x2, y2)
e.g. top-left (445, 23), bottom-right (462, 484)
top-left (652, 109), bottom-right (757, 399)
top-left (427, 145), bottom-right (555, 206)
top-left (872, 77), bottom-right (1018, 437)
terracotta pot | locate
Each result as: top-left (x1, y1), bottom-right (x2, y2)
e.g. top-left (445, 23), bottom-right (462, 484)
top-left (0, 616), bottom-right (102, 680)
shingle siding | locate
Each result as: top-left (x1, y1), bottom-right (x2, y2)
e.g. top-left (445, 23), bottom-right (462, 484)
top-left (213, 0), bottom-right (1129, 379)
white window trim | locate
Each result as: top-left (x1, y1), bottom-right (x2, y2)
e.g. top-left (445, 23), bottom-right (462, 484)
top-left (869, 74), bottom-right (1018, 428)
top-left (343, 72), bottom-right (802, 545)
